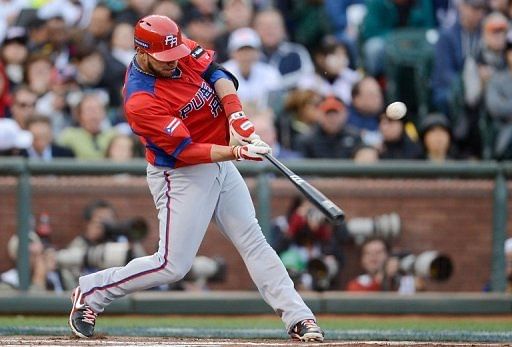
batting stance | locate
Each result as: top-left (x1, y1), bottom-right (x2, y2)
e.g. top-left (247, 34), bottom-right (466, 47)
top-left (68, 15), bottom-right (324, 342)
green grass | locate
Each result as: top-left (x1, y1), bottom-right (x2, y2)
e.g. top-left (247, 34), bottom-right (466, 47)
top-left (1, 314), bottom-right (512, 332)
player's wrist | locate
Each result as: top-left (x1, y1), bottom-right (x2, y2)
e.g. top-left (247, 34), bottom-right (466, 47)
top-left (221, 94), bottom-right (243, 116)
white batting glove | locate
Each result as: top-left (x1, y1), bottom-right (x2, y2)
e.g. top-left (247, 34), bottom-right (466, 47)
top-left (232, 143), bottom-right (271, 161)
top-left (228, 111), bottom-right (260, 145)
top-left (250, 138), bottom-right (271, 149)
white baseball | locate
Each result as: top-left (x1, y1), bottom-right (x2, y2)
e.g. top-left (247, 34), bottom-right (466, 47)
top-left (386, 101), bottom-right (407, 120)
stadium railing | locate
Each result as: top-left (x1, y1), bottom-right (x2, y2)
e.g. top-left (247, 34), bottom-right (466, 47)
top-left (0, 158), bottom-right (509, 293)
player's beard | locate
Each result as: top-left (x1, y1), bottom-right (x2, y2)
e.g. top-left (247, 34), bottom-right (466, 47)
top-left (148, 59), bottom-right (174, 78)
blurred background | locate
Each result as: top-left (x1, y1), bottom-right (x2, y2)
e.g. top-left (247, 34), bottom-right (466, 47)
top-left (0, 0), bottom-right (511, 299)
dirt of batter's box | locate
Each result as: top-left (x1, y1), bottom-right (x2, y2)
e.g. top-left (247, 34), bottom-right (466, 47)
top-left (0, 336), bottom-right (511, 347)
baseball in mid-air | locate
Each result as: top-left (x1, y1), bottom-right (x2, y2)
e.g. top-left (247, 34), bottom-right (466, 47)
top-left (386, 101), bottom-right (407, 120)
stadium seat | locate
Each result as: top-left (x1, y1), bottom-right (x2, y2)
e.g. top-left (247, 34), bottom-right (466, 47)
top-left (383, 28), bottom-right (436, 127)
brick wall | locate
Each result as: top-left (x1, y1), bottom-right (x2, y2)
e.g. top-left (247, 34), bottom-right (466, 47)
top-left (1, 175), bottom-right (510, 292)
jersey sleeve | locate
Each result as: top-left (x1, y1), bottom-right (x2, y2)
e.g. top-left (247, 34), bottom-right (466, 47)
top-left (125, 92), bottom-right (213, 165)
top-left (182, 38), bottom-right (216, 75)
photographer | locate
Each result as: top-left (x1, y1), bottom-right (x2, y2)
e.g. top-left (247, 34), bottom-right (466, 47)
top-left (271, 196), bottom-right (346, 291)
top-left (346, 237), bottom-right (411, 292)
top-left (56, 200), bottom-right (147, 282)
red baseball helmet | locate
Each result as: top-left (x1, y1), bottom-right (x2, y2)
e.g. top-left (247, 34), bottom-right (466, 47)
top-left (134, 15), bottom-right (191, 62)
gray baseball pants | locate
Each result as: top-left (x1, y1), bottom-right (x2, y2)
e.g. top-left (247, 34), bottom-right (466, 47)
top-left (79, 161), bottom-right (315, 331)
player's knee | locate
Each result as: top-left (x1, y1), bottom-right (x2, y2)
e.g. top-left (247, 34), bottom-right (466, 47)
top-left (163, 261), bottom-right (192, 282)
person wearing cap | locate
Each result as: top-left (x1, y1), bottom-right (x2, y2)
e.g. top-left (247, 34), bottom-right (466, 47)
top-left (298, 95), bottom-right (362, 159)
top-left (419, 113), bottom-right (455, 161)
top-left (222, 27), bottom-right (283, 110)
top-left (68, 15), bottom-right (324, 342)
top-left (485, 32), bottom-right (512, 159)
top-left (431, 0), bottom-right (486, 115)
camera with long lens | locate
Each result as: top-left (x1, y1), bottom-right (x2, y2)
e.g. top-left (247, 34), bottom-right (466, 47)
top-left (103, 217), bottom-right (149, 242)
top-left (183, 255), bottom-right (227, 286)
top-left (346, 213), bottom-right (401, 245)
top-left (84, 217), bottom-right (149, 269)
top-left (306, 256), bottom-right (339, 292)
top-left (398, 251), bottom-right (453, 281)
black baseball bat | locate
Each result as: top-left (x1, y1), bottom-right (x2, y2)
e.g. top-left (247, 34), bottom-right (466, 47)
top-left (264, 153), bottom-right (345, 224)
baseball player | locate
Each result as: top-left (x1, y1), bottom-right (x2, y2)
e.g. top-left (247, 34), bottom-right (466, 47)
top-left (68, 15), bottom-right (324, 342)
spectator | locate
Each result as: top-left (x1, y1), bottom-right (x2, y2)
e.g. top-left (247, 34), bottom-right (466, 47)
top-left (273, 197), bottom-right (343, 291)
top-left (41, 16), bottom-right (74, 73)
top-left (347, 76), bottom-right (384, 146)
top-left (253, 8), bottom-right (314, 90)
top-left (56, 200), bottom-right (146, 281)
top-left (24, 54), bottom-right (54, 98)
top-left (298, 96), bottom-right (362, 159)
top-left (0, 232), bottom-right (75, 292)
top-left (485, 35), bottom-right (512, 159)
top-left (58, 92), bottom-right (117, 159)
top-left (222, 27), bottom-right (283, 110)
top-left (378, 114), bottom-right (423, 159)
top-left (419, 113), bottom-right (455, 161)
top-left (110, 21), bottom-right (136, 67)
top-left (433, 0), bottom-right (458, 29)
top-left (297, 37), bottom-right (360, 105)
top-left (183, 9), bottom-right (220, 50)
top-left (106, 133), bottom-right (137, 162)
top-left (347, 237), bottom-right (418, 293)
top-left (277, 89), bottom-right (321, 151)
top-left (324, 0), bottom-right (366, 68)
top-left (456, 11), bottom-right (508, 158)
top-left (346, 237), bottom-right (403, 291)
top-left (0, 117), bottom-right (32, 156)
top-left (21, 115), bottom-right (75, 160)
top-left (214, 0), bottom-right (254, 63)
top-left (431, 0), bottom-right (487, 115)
top-left (83, 3), bottom-right (116, 52)
top-left (251, 108), bottom-right (302, 160)
top-left (0, 26), bottom-right (29, 87)
top-left (9, 84), bottom-right (37, 129)
top-left (72, 46), bottom-right (125, 109)
top-left (360, 0), bottom-right (435, 77)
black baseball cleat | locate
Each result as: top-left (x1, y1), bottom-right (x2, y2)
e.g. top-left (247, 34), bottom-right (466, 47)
top-left (69, 287), bottom-right (98, 338)
top-left (289, 319), bottom-right (325, 342)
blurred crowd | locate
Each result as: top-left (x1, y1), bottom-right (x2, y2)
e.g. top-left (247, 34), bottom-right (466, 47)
top-left (1, 0), bottom-right (512, 162)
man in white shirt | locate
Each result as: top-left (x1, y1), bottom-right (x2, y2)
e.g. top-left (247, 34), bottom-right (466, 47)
top-left (222, 27), bottom-right (283, 110)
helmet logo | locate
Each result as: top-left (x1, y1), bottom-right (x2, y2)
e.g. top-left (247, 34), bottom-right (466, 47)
top-left (134, 37), bottom-right (150, 49)
top-left (165, 35), bottom-right (178, 47)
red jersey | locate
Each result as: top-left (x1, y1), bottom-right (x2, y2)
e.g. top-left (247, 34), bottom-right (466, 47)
top-left (123, 39), bottom-right (229, 168)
